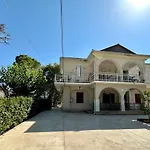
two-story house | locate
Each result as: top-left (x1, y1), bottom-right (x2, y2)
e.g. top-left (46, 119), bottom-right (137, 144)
top-left (55, 44), bottom-right (150, 113)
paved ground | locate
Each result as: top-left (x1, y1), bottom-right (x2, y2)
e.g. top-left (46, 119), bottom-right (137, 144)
top-left (0, 110), bottom-right (150, 150)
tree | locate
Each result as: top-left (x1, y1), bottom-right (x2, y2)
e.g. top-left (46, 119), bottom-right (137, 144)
top-left (42, 63), bottom-right (61, 107)
top-left (14, 55), bottom-right (41, 69)
top-left (0, 24), bottom-right (10, 44)
top-left (0, 55), bottom-right (47, 97)
top-left (142, 91), bottom-right (150, 122)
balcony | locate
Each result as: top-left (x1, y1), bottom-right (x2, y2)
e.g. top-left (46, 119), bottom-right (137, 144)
top-left (55, 73), bottom-right (89, 83)
top-left (55, 73), bottom-right (145, 83)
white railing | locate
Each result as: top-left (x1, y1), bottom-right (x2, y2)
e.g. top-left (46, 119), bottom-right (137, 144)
top-left (55, 73), bottom-right (89, 83)
top-left (90, 73), bottom-right (145, 83)
top-left (55, 73), bottom-right (145, 83)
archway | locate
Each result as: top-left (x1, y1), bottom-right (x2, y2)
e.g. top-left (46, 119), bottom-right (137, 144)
top-left (99, 60), bottom-right (119, 73)
top-left (99, 60), bottom-right (120, 82)
top-left (100, 87), bottom-right (120, 110)
top-left (122, 62), bottom-right (144, 83)
top-left (124, 88), bottom-right (142, 110)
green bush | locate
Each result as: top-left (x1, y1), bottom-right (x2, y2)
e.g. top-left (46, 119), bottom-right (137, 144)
top-left (0, 97), bottom-right (33, 135)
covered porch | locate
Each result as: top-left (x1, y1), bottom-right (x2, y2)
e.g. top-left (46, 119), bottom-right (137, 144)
top-left (93, 83), bottom-right (146, 113)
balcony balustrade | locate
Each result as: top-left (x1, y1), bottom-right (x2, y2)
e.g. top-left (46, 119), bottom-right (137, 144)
top-left (55, 72), bottom-right (146, 83)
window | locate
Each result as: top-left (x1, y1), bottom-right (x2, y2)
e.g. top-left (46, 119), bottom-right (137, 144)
top-left (76, 92), bottom-right (84, 103)
top-left (135, 94), bottom-right (141, 104)
top-left (76, 65), bottom-right (81, 76)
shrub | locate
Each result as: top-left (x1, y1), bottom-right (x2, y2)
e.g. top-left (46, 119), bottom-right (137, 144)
top-left (0, 97), bottom-right (33, 135)
top-left (141, 91), bottom-right (150, 121)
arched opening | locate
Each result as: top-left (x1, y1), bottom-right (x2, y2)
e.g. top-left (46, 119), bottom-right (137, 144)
top-left (99, 60), bottom-right (119, 73)
top-left (124, 88), bottom-right (142, 110)
top-left (98, 60), bottom-right (120, 82)
top-left (100, 88), bottom-right (120, 110)
top-left (123, 62), bottom-right (144, 83)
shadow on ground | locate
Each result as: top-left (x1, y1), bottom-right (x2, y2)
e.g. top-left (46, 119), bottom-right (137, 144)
top-left (25, 109), bottom-right (150, 133)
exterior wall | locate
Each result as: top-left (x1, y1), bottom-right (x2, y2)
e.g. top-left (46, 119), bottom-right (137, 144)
top-left (145, 64), bottom-right (150, 83)
top-left (129, 66), bottom-right (140, 75)
top-left (93, 83), bottom-right (146, 112)
top-left (62, 86), bottom-right (70, 110)
top-left (62, 86), bottom-right (93, 111)
top-left (57, 49), bottom-right (150, 112)
top-left (99, 61), bottom-right (118, 73)
top-left (61, 83), bottom-right (146, 112)
top-left (93, 51), bottom-right (145, 76)
top-left (60, 58), bottom-right (92, 75)
top-left (129, 89), bottom-right (140, 103)
top-left (60, 52), bottom-right (147, 80)
top-left (95, 83), bottom-right (146, 97)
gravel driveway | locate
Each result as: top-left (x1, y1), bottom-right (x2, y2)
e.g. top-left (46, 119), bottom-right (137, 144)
top-left (0, 110), bottom-right (150, 150)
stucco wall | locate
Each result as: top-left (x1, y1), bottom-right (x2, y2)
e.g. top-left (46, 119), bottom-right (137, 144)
top-left (93, 51), bottom-right (145, 75)
top-left (62, 86), bottom-right (93, 111)
top-left (99, 61), bottom-right (118, 73)
top-left (129, 66), bottom-right (140, 75)
top-left (95, 83), bottom-right (146, 100)
top-left (60, 52), bottom-right (147, 80)
top-left (60, 58), bottom-right (92, 75)
top-left (145, 64), bottom-right (150, 83)
top-left (129, 89), bottom-right (140, 103)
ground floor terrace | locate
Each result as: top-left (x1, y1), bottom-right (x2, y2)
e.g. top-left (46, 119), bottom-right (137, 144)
top-left (58, 82), bottom-right (146, 113)
top-left (1, 110), bottom-right (150, 150)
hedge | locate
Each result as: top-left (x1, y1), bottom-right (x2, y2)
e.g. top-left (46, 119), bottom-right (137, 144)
top-left (0, 97), bottom-right (52, 135)
top-left (0, 97), bottom-right (33, 135)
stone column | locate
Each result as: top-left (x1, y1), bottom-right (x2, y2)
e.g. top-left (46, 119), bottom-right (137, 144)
top-left (93, 60), bottom-right (99, 81)
top-left (120, 68), bottom-right (123, 82)
top-left (120, 93), bottom-right (125, 111)
top-left (94, 85), bottom-right (100, 113)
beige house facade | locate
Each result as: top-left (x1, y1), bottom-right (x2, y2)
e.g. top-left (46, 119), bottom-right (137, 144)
top-left (55, 44), bottom-right (150, 113)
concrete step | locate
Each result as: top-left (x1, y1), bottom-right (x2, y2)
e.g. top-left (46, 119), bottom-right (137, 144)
top-left (95, 111), bottom-right (145, 115)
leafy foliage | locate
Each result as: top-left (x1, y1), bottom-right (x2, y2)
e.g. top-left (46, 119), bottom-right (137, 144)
top-left (141, 91), bottom-right (150, 121)
top-left (42, 63), bottom-right (61, 106)
top-left (0, 55), bottom-right (47, 97)
top-left (0, 24), bottom-right (10, 44)
top-left (0, 97), bottom-right (33, 135)
top-left (14, 55), bottom-right (41, 69)
top-left (0, 55), bottom-right (61, 106)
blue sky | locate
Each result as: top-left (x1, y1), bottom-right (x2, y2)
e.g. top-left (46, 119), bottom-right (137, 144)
top-left (0, 0), bottom-right (150, 66)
